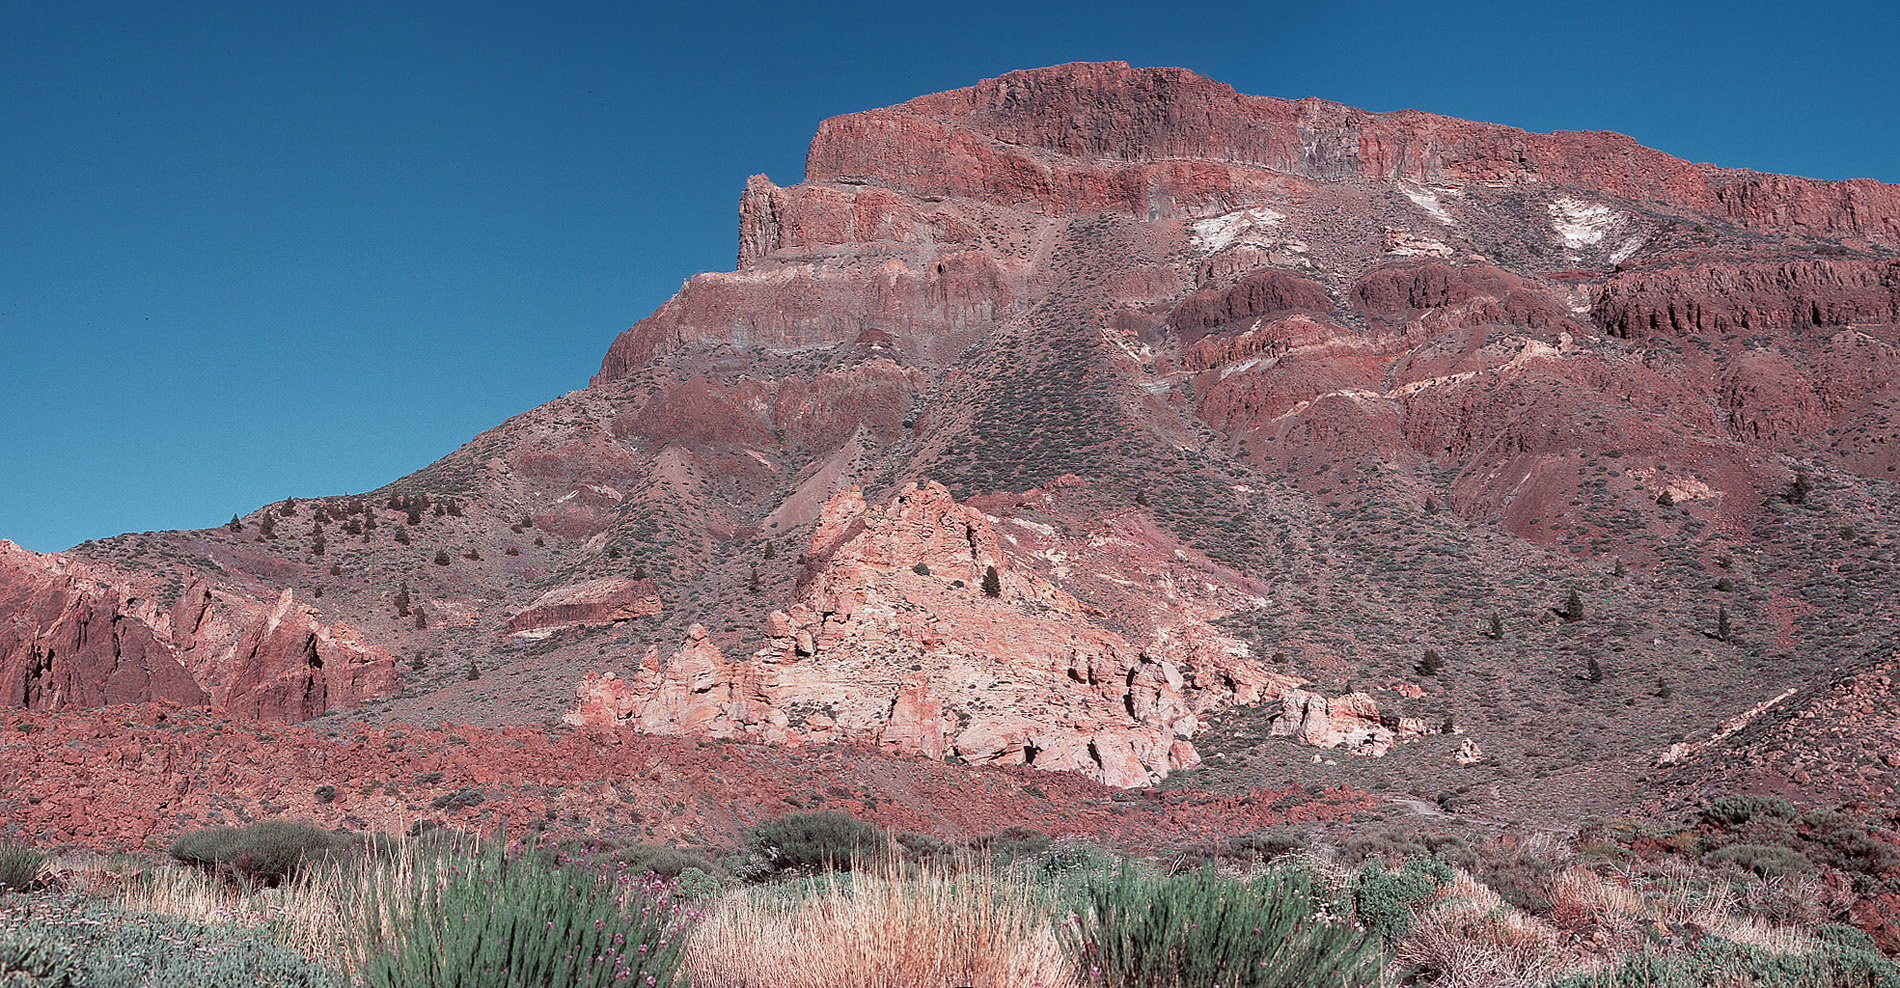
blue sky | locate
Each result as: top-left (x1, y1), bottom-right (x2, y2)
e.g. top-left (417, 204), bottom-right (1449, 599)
top-left (4, 0), bottom-right (1897, 552)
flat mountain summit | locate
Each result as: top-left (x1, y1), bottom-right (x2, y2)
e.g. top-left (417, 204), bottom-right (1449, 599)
top-left (5, 63), bottom-right (1898, 846)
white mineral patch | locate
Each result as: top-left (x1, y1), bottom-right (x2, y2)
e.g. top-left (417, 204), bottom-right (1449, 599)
top-left (1549, 197), bottom-right (1619, 249)
top-left (1191, 207), bottom-right (1285, 252)
top-left (1401, 186), bottom-right (1455, 225)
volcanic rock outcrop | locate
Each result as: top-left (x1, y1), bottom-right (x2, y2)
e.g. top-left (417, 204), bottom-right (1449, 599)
top-left (0, 541), bottom-right (397, 722)
top-left (564, 482), bottom-right (1311, 787)
top-left (505, 577), bottom-right (662, 635)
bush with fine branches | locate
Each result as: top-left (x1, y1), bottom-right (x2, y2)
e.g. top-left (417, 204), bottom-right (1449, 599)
top-left (1061, 862), bottom-right (1383, 988)
top-left (169, 820), bottom-right (355, 888)
top-left (737, 810), bottom-right (888, 880)
top-left (359, 838), bottom-right (699, 988)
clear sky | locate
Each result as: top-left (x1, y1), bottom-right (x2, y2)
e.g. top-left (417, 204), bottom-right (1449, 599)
top-left (4, 0), bottom-right (1897, 552)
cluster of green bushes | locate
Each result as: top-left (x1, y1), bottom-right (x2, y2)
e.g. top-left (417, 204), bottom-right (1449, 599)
top-left (359, 838), bottom-right (696, 988)
top-left (1062, 863), bottom-right (1384, 988)
top-left (0, 905), bottom-right (341, 988)
top-left (1550, 933), bottom-right (1900, 988)
top-left (168, 820), bottom-right (361, 888)
top-left (1687, 796), bottom-right (1900, 888)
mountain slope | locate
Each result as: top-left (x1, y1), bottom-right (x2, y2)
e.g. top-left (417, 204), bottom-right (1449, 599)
top-left (6, 62), bottom-right (1897, 818)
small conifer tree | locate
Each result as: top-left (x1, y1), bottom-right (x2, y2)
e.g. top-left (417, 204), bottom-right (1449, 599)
top-left (1486, 612), bottom-right (1504, 640)
top-left (394, 584), bottom-right (411, 617)
top-left (227, 514), bottom-right (243, 533)
top-left (433, 549), bottom-right (451, 566)
top-left (1785, 469), bottom-right (1812, 505)
top-left (393, 524), bottom-right (410, 545)
top-left (1415, 647), bottom-right (1444, 676)
top-left (1716, 604), bottom-right (1732, 642)
top-left (1585, 656), bottom-right (1603, 683)
top-left (1563, 589), bottom-right (1583, 624)
top-left (1656, 489), bottom-right (1675, 507)
top-left (982, 565), bottom-right (1002, 597)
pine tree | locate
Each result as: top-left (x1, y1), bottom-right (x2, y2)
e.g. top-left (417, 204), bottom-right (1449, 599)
top-left (310, 532), bottom-right (325, 556)
top-left (409, 651), bottom-right (427, 671)
top-left (413, 609), bottom-right (427, 630)
top-left (1563, 589), bottom-right (1584, 623)
top-left (748, 566), bottom-right (763, 593)
top-left (1716, 605), bottom-right (1732, 642)
top-left (982, 565), bottom-right (1002, 597)
top-left (393, 524), bottom-right (410, 545)
top-left (433, 549), bottom-right (451, 566)
top-left (1486, 612), bottom-right (1504, 640)
top-left (394, 584), bottom-right (411, 617)
top-left (258, 512), bottom-right (276, 539)
top-left (1415, 647), bottom-right (1444, 676)
top-left (1656, 489), bottom-right (1675, 507)
top-left (1585, 656), bottom-right (1603, 683)
top-left (465, 658), bottom-right (481, 681)
top-left (227, 514), bottom-right (243, 533)
top-left (632, 563), bottom-right (647, 580)
top-left (1785, 469), bottom-right (1812, 505)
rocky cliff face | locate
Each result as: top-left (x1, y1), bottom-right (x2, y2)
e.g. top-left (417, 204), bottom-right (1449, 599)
top-left (563, 482), bottom-right (1310, 787)
top-left (0, 541), bottom-right (397, 722)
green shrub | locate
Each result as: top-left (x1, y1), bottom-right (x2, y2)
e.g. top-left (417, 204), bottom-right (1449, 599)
top-left (1702, 795), bottom-right (1797, 828)
top-left (362, 841), bottom-right (698, 988)
top-left (1798, 810), bottom-right (1900, 877)
top-left (674, 866), bottom-right (722, 900)
top-left (169, 820), bottom-right (354, 887)
top-left (977, 825), bottom-right (1051, 868)
top-left (0, 926), bottom-right (74, 986)
top-left (1220, 830), bottom-right (1306, 866)
top-left (1705, 842), bottom-right (1813, 878)
top-left (0, 838), bottom-right (43, 892)
top-left (736, 810), bottom-right (887, 879)
top-left (1061, 862), bottom-right (1383, 988)
top-left (531, 838), bottom-right (718, 880)
top-left (0, 903), bottom-right (341, 987)
top-left (1036, 838), bottom-right (1116, 878)
top-left (1546, 934), bottom-right (1900, 988)
top-left (1351, 857), bottom-right (1452, 943)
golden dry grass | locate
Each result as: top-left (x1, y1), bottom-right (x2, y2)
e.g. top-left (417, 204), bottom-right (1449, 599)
top-left (685, 860), bottom-right (1074, 988)
top-left (1398, 868), bottom-right (1566, 988)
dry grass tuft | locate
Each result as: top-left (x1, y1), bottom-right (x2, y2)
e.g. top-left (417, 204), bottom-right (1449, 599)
top-left (1398, 868), bottom-right (1566, 988)
top-left (685, 858), bottom-right (1072, 988)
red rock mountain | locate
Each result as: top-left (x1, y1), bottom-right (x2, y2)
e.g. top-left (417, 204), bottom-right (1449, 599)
top-left (6, 63), bottom-right (1898, 820)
